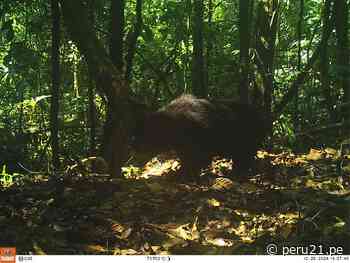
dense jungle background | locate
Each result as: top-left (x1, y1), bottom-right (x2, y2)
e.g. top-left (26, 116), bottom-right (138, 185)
top-left (0, 0), bottom-right (349, 255)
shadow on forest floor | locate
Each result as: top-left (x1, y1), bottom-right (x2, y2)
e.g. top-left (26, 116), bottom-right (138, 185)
top-left (0, 148), bottom-right (350, 254)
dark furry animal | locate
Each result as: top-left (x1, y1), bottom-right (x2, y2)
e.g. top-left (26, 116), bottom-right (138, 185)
top-left (133, 94), bottom-right (266, 179)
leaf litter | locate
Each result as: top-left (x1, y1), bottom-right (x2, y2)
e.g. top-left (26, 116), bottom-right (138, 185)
top-left (0, 148), bottom-right (349, 254)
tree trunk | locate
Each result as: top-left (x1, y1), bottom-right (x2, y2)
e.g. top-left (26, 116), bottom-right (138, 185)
top-left (88, 79), bottom-right (97, 155)
top-left (294, 0), bottom-right (304, 132)
top-left (320, 0), bottom-right (337, 122)
top-left (18, 82), bottom-right (24, 134)
top-left (192, 0), bottom-right (206, 97)
top-left (50, 0), bottom-right (60, 170)
top-left (59, 0), bottom-right (131, 177)
top-left (334, 0), bottom-right (350, 122)
top-left (206, 0), bottom-right (213, 93)
top-left (184, 0), bottom-right (192, 92)
top-left (88, 0), bottom-right (97, 167)
top-left (110, 0), bottom-right (124, 70)
top-left (239, 0), bottom-right (251, 104)
top-left (256, 0), bottom-right (279, 134)
top-left (104, 0), bottom-right (126, 175)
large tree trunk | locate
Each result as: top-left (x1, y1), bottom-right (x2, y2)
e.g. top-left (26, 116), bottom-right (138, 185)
top-left (238, 0), bottom-right (251, 104)
top-left (50, 0), bottom-right (60, 170)
top-left (110, 0), bottom-right (125, 70)
top-left (192, 0), bottom-right (206, 97)
top-left (59, 0), bottom-right (131, 177)
top-left (334, 0), bottom-right (350, 122)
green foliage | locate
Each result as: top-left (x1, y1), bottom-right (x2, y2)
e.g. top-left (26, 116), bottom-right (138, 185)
top-left (0, 165), bottom-right (13, 187)
top-left (0, 0), bottom-right (349, 255)
top-left (122, 165), bottom-right (141, 178)
top-left (0, 0), bottom-right (348, 170)
top-left (1, 19), bottom-right (14, 41)
top-left (0, 164), bottom-right (23, 188)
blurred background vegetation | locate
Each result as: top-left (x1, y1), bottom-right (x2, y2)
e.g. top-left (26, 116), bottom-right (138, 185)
top-left (0, 0), bottom-right (349, 174)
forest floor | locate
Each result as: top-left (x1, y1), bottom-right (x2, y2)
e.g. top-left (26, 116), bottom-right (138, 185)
top-left (0, 148), bottom-right (350, 255)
